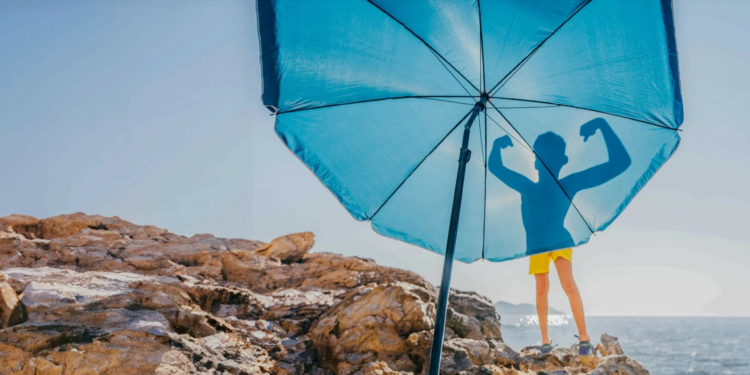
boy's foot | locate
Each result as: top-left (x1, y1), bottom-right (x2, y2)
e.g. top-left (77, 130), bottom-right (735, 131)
top-left (540, 343), bottom-right (553, 357)
top-left (574, 340), bottom-right (595, 357)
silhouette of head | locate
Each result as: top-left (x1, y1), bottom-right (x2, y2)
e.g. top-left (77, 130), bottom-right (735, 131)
top-left (533, 132), bottom-right (568, 177)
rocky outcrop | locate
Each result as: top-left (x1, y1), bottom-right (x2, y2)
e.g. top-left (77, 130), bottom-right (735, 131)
top-left (596, 334), bottom-right (625, 357)
top-left (0, 213), bottom-right (649, 374)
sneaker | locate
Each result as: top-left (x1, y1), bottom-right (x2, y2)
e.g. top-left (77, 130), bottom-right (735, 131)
top-left (573, 336), bottom-right (594, 357)
top-left (540, 343), bottom-right (554, 357)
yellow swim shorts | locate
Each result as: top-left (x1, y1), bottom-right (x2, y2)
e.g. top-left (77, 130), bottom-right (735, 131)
top-left (529, 249), bottom-right (573, 275)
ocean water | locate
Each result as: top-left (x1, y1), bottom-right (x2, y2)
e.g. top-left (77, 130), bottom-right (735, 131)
top-left (500, 316), bottom-right (750, 375)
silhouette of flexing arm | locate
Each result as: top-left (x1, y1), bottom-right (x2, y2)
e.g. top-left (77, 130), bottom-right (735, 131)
top-left (561, 118), bottom-right (631, 195)
top-left (488, 135), bottom-right (532, 192)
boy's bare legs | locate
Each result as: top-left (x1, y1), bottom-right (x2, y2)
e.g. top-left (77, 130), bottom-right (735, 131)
top-left (535, 273), bottom-right (551, 344)
top-left (553, 257), bottom-right (590, 341)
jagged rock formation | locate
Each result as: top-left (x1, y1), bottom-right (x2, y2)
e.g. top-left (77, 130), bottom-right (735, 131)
top-left (0, 213), bottom-right (649, 375)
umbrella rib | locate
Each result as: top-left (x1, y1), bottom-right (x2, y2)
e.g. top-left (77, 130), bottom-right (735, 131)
top-left (429, 48), bottom-right (475, 97)
top-left (421, 97), bottom-right (476, 106)
top-left (494, 105), bottom-right (560, 109)
top-left (364, 0), bottom-right (479, 94)
top-left (368, 108), bottom-right (475, 220)
top-left (486, 0), bottom-right (594, 96)
top-left (487, 99), bottom-right (595, 235)
top-left (275, 95), bottom-right (476, 115)
top-left (491, 96), bottom-right (679, 131)
top-left (485, 111), bottom-right (533, 153)
top-left (478, 0), bottom-right (486, 93)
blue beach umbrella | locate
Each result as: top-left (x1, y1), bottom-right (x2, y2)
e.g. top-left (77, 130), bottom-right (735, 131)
top-left (256, 1), bottom-right (683, 373)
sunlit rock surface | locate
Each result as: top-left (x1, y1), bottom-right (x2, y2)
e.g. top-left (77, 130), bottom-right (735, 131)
top-left (0, 213), bottom-right (648, 374)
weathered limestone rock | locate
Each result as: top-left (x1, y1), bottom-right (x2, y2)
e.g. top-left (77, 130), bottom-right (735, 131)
top-left (309, 283), bottom-right (434, 374)
top-left (0, 281), bottom-right (26, 328)
top-left (489, 340), bottom-right (522, 367)
top-left (0, 214), bottom-right (648, 375)
top-left (447, 290), bottom-right (502, 341)
top-left (589, 355), bottom-right (649, 375)
top-left (255, 232), bottom-right (315, 263)
top-left (597, 333), bottom-right (625, 357)
top-left (444, 338), bottom-right (494, 366)
top-left (362, 360), bottom-right (418, 375)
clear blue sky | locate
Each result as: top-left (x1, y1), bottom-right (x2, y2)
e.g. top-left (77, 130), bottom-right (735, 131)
top-left (0, 1), bottom-right (747, 316)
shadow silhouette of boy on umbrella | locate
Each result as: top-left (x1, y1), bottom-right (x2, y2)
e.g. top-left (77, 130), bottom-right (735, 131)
top-left (488, 117), bottom-right (631, 356)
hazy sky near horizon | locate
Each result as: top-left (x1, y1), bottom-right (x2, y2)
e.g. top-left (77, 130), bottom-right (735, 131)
top-left (0, 1), bottom-right (748, 317)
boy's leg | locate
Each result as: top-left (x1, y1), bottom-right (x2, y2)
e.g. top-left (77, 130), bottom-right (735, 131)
top-left (535, 273), bottom-right (551, 345)
top-left (553, 257), bottom-right (590, 341)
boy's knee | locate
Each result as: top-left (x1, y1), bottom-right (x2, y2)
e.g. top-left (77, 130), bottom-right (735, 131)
top-left (535, 279), bottom-right (550, 296)
top-left (561, 280), bottom-right (577, 295)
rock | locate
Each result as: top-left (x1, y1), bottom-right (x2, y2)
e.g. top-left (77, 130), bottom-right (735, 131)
top-left (449, 290), bottom-right (503, 341)
top-left (256, 232), bottom-right (315, 263)
top-left (447, 308), bottom-right (484, 340)
top-left (309, 282), bottom-right (434, 374)
top-left (43, 330), bottom-right (170, 375)
top-left (1, 267), bottom-right (176, 308)
top-left (489, 340), bottom-right (521, 367)
top-left (0, 281), bottom-right (26, 328)
top-left (598, 333), bottom-right (625, 356)
top-left (590, 355), bottom-right (649, 375)
top-left (440, 344), bottom-right (475, 374)
top-left (444, 338), bottom-right (494, 366)
top-left (1, 213), bottom-right (103, 240)
top-left (361, 361), bottom-right (414, 375)
top-left (0, 343), bottom-right (31, 373)
top-left (0, 213), bottom-right (650, 375)
top-left (518, 345), bottom-right (590, 374)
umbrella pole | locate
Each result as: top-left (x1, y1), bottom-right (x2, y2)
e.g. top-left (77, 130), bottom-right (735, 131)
top-left (428, 96), bottom-right (486, 375)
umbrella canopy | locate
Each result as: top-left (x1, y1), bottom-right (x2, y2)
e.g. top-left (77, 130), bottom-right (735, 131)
top-left (257, 0), bottom-right (682, 263)
top-left (257, 0), bottom-right (682, 372)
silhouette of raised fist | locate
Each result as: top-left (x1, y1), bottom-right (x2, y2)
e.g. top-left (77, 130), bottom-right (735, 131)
top-left (580, 118), bottom-right (607, 142)
top-left (494, 135), bottom-right (513, 149)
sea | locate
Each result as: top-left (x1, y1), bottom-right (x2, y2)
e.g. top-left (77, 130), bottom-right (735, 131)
top-left (499, 315), bottom-right (750, 375)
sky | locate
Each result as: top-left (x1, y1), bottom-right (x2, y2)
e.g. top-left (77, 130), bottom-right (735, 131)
top-left (0, 0), bottom-right (748, 317)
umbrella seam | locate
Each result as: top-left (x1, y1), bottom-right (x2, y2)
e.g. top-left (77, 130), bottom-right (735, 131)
top-left (487, 0), bottom-right (594, 96)
top-left (487, 99), bottom-right (595, 235)
top-left (364, 0), bottom-right (480, 94)
top-left (275, 95), bottom-right (477, 115)
top-left (491, 96), bottom-right (680, 131)
top-left (368, 108), bottom-right (475, 221)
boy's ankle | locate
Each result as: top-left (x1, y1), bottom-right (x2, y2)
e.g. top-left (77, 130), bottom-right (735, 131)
top-left (575, 334), bottom-right (590, 342)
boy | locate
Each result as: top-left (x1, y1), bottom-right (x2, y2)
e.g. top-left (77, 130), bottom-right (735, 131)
top-left (488, 118), bottom-right (630, 356)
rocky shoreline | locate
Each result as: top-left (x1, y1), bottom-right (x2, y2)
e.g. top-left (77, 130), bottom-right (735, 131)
top-left (0, 213), bottom-right (648, 374)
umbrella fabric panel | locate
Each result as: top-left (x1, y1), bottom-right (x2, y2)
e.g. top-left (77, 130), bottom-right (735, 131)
top-left (370, 0), bottom-right (481, 91)
top-left (257, 0), bottom-right (467, 113)
top-left (372, 115), bottom-right (486, 263)
top-left (275, 99), bottom-right (474, 221)
top-left (480, 0), bottom-right (587, 92)
top-left (496, 0), bottom-right (683, 129)
top-left (496, 105), bottom-right (681, 234)
top-left (260, 0), bottom-right (684, 264)
top-left (483, 109), bottom-right (592, 262)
